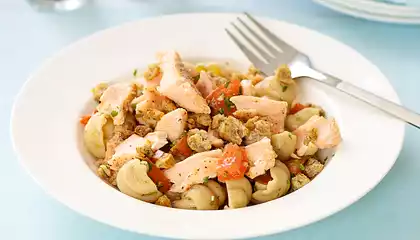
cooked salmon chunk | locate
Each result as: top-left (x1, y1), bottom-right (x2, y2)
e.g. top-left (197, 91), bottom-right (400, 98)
top-left (294, 115), bottom-right (341, 152)
top-left (244, 137), bottom-right (277, 179)
top-left (107, 134), bottom-right (150, 169)
top-left (97, 82), bottom-right (137, 125)
top-left (164, 149), bottom-right (223, 192)
top-left (157, 51), bottom-right (210, 114)
top-left (195, 71), bottom-right (214, 98)
top-left (155, 108), bottom-right (188, 142)
top-left (230, 96), bottom-right (288, 133)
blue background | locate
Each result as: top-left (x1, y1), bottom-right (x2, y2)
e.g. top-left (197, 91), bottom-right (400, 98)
top-left (1, 0), bottom-right (420, 239)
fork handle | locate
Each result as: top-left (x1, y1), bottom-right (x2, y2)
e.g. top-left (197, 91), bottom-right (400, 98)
top-left (321, 73), bottom-right (420, 129)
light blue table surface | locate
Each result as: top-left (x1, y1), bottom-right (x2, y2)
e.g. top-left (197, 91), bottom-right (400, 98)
top-left (1, 0), bottom-right (420, 239)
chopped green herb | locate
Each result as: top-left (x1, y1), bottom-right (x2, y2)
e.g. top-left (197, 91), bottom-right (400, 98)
top-left (219, 108), bottom-right (225, 115)
top-left (147, 161), bottom-right (153, 172)
top-left (299, 164), bottom-right (305, 171)
top-left (288, 133), bottom-right (293, 139)
top-left (111, 110), bottom-right (118, 117)
top-left (282, 85), bottom-right (288, 92)
top-left (203, 176), bottom-right (209, 183)
top-left (99, 165), bottom-right (111, 177)
top-left (133, 68), bottom-right (138, 77)
top-left (224, 97), bottom-right (233, 109)
top-left (224, 79), bottom-right (231, 88)
top-left (192, 75), bottom-right (200, 83)
top-left (131, 103), bottom-right (137, 110)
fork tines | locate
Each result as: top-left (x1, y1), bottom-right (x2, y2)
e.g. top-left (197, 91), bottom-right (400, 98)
top-left (225, 12), bottom-right (298, 73)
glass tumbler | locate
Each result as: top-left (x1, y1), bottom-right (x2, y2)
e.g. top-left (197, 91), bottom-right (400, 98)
top-left (27, 0), bottom-right (88, 12)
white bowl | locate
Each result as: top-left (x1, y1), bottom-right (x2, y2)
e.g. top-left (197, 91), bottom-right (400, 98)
top-left (10, 13), bottom-right (404, 239)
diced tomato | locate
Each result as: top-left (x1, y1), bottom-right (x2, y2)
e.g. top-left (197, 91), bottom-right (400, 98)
top-left (285, 159), bottom-right (307, 175)
top-left (254, 172), bottom-right (273, 184)
top-left (289, 103), bottom-right (307, 115)
top-left (206, 79), bottom-right (241, 116)
top-left (217, 144), bottom-right (249, 182)
top-left (146, 159), bottom-right (171, 193)
top-left (170, 136), bottom-right (192, 158)
top-left (79, 115), bottom-right (91, 125)
top-left (79, 109), bottom-right (98, 125)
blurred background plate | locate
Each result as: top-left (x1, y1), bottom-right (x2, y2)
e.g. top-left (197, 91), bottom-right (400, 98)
top-left (314, 0), bottom-right (420, 24)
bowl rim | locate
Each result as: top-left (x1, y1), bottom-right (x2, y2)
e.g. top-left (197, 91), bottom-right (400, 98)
top-left (10, 12), bottom-right (405, 240)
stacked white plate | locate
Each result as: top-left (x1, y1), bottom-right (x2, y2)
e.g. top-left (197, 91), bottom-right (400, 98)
top-left (314, 0), bottom-right (420, 24)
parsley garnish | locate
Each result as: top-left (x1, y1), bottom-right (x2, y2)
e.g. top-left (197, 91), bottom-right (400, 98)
top-left (111, 110), bottom-right (118, 117)
top-left (224, 97), bottom-right (233, 109)
top-left (224, 79), bottom-right (231, 88)
top-left (299, 164), bottom-right (305, 171)
top-left (203, 176), bottom-right (209, 183)
top-left (192, 75), bottom-right (200, 83)
top-left (288, 133), bottom-right (293, 139)
top-left (219, 108), bottom-right (225, 115)
top-left (131, 103), bottom-right (137, 109)
top-left (147, 161), bottom-right (153, 172)
top-left (156, 181), bottom-right (163, 189)
top-left (282, 85), bottom-right (288, 92)
top-left (133, 68), bottom-right (138, 77)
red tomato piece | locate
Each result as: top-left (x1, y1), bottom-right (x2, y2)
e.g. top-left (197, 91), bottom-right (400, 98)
top-left (146, 159), bottom-right (171, 193)
top-left (285, 159), bottom-right (307, 175)
top-left (79, 109), bottom-right (98, 125)
top-left (254, 172), bottom-right (273, 185)
top-left (79, 115), bottom-right (91, 125)
top-left (289, 103), bottom-right (307, 115)
top-left (206, 79), bottom-right (240, 116)
top-left (217, 144), bottom-right (249, 182)
top-left (170, 136), bottom-right (192, 158)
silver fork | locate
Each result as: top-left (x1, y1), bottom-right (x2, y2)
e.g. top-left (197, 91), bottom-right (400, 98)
top-left (226, 12), bottom-right (420, 129)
